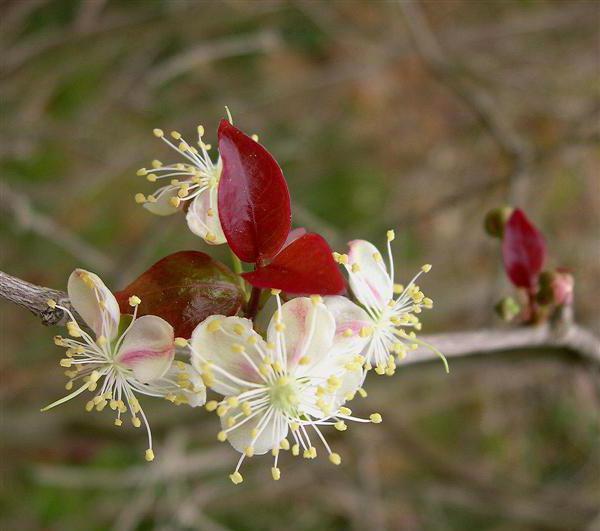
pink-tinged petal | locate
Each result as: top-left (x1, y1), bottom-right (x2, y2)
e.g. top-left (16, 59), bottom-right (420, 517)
top-left (267, 297), bottom-right (335, 373)
top-left (116, 315), bottom-right (175, 383)
top-left (323, 296), bottom-right (371, 356)
top-left (221, 409), bottom-right (287, 455)
top-left (186, 187), bottom-right (226, 245)
top-left (347, 239), bottom-right (393, 308)
top-left (144, 187), bottom-right (179, 216)
top-left (190, 315), bottom-right (266, 395)
top-left (67, 269), bottom-right (120, 340)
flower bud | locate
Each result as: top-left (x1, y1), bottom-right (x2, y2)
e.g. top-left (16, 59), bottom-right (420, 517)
top-left (537, 269), bottom-right (574, 306)
top-left (494, 296), bottom-right (521, 322)
top-left (484, 206), bottom-right (514, 239)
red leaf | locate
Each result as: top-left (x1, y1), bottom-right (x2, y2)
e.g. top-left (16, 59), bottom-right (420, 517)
top-left (502, 209), bottom-right (546, 289)
top-left (217, 120), bottom-right (291, 263)
top-left (116, 251), bottom-right (244, 338)
top-left (242, 233), bottom-right (345, 295)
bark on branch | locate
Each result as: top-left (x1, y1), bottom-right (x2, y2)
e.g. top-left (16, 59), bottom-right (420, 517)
top-left (2, 269), bottom-right (599, 365)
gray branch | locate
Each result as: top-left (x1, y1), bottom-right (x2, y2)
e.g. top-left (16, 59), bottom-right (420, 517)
top-left (0, 270), bottom-right (598, 364)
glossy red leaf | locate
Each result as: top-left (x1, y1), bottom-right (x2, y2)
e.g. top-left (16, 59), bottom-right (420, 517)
top-left (242, 233), bottom-right (345, 295)
top-left (502, 209), bottom-right (546, 289)
top-left (116, 251), bottom-right (244, 338)
top-left (217, 120), bottom-right (291, 263)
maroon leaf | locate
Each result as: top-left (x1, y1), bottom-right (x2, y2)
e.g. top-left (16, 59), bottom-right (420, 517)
top-left (116, 251), bottom-right (244, 338)
top-left (242, 233), bottom-right (345, 295)
top-left (502, 209), bottom-right (546, 289)
top-left (217, 120), bottom-right (291, 263)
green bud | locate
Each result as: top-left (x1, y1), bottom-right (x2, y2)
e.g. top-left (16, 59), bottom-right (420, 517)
top-left (484, 206), bottom-right (514, 239)
top-left (494, 296), bottom-right (521, 322)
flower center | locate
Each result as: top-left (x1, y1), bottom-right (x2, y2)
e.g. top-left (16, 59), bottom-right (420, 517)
top-left (269, 376), bottom-right (299, 414)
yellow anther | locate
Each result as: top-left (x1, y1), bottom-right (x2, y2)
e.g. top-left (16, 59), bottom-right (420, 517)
top-left (54, 335), bottom-right (64, 346)
top-left (207, 319), bottom-right (221, 333)
top-left (393, 283), bottom-right (404, 294)
top-left (244, 446), bottom-right (254, 457)
top-left (375, 365), bottom-right (386, 375)
top-left (205, 400), bottom-right (218, 412)
top-left (370, 413), bottom-right (383, 423)
top-left (206, 232), bottom-right (216, 242)
top-left (128, 295), bottom-right (141, 307)
top-left (64, 381), bottom-right (73, 390)
top-left (421, 264), bottom-right (432, 273)
top-left (310, 295), bottom-right (322, 305)
top-left (327, 375), bottom-right (341, 389)
top-left (85, 400), bottom-right (94, 412)
top-left (351, 263), bottom-right (361, 273)
top-left (298, 356), bottom-right (311, 366)
top-left (132, 417), bottom-right (142, 428)
top-left (216, 405), bottom-right (228, 417)
top-left (387, 229), bottom-right (395, 241)
top-left (271, 467), bottom-right (281, 480)
top-left (59, 359), bottom-right (72, 368)
top-left (114, 418), bottom-right (123, 426)
top-left (217, 431), bottom-right (227, 442)
top-left (146, 174), bottom-right (157, 182)
top-left (197, 125), bottom-right (205, 137)
top-left (280, 439), bottom-right (290, 450)
top-left (303, 448), bottom-right (311, 459)
top-left (339, 254), bottom-right (349, 265)
top-left (242, 402), bottom-right (252, 416)
top-left (178, 142), bottom-right (188, 152)
top-left (177, 185), bottom-right (189, 198)
top-left (386, 367), bottom-right (395, 376)
top-left (153, 128), bottom-right (164, 137)
top-left (136, 168), bottom-right (148, 176)
top-left (170, 131), bottom-right (181, 140)
top-left (251, 134), bottom-right (259, 142)
top-left (259, 364), bottom-right (271, 377)
top-left (372, 252), bottom-right (382, 262)
top-left (170, 179), bottom-right (180, 186)
top-left (151, 159), bottom-right (162, 168)
top-left (233, 324), bottom-right (245, 335)
top-left (229, 471), bottom-right (243, 485)
top-left (339, 406), bottom-right (351, 416)
top-left (358, 388), bottom-right (368, 398)
top-left (145, 449), bottom-right (155, 462)
top-left (291, 443), bottom-right (300, 456)
top-left (329, 453), bottom-right (342, 465)
top-left (227, 417), bottom-right (235, 427)
top-left (247, 335), bottom-right (257, 346)
top-left (169, 196), bottom-right (181, 208)
top-left (47, 299), bottom-right (57, 309)
top-left (290, 422), bottom-right (299, 431)
top-left (146, 194), bottom-right (157, 203)
top-left (275, 322), bottom-right (285, 332)
top-left (335, 421), bottom-right (347, 431)
top-left (272, 361), bottom-right (283, 373)
top-left (359, 326), bottom-right (372, 338)
top-left (342, 328), bottom-right (354, 337)
top-left (207, 208), bottom-right (215, 217)
top-left (232, 343), bottom-right (245, 354)
top-left (227, 396), bottom-right (239, 407)
top-left (174, 337), bottom-right (188, 347)
top-left (134, 193), bottom-right (146, 204)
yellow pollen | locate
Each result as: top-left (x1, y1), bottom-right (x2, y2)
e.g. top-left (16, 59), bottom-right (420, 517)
top-left (232, 343), bottom-right (245, 354)
top-left (358, 388), bottom-right (368, 398)
top-left (169, 197), bottom-right (181, 208)
top-left (310, 295), bottom-right (322, 305)
top-left (170, 131), bottom-right (181, 140)
top-left (174, 337), bottom-right (188, 347)
top-left (135, 193), bottom-right (146, 204)
top-left (351, 263), bottom-right (361, 273)
top-left (359, 326), bottom-right (372, 338)
top-left (244, 446), bottom-right (254, 457)
top-left (114, 418), bottom-right (122, 426)
top-left (339, 406), bottom-right (351, 415)
top-left (233, 324), bottom-right (245, 335)
top-left (335, 421), bottom-right (347, 431)
top-left (207, 319), bottom-right (221, 333)
top-left (128, 295), bottom-right (141, 307)
top-left (292, 444), bottom-right (300, 456)
top-left (393, 283), bottom-right (404, 294)
top-left (298, 356), bottom-right (311, 365)
top-left (421, 264), bottom-right (432, 273)
top-left (329, 453), bottom-right (342, 465)
top-left (217, 431), bottom-right (227, 442)
top-left (147, 195), bottom-right (157, 203)
top-left (132, 417), bottom-right (142, 428)
top-left (280, 439), bottom-right (290, 450)
top-left (205, 400), bottom-right (218, 411)
top-left (227, 396), bottom-right (239, 407)
top-left (229, 472), bottom-right (243, 485)
top-left (153, 128), bottom-right (164, 137)
top-left (372, 252), bottom-right (382, 262)
top-left (387, 229), bottom-right (395, 241)
top-left (271, 467), bottom-right (281, 480)
top-left (145, 449), bottom-right (155, 462)
top-left (47, 299), bottom-right (57, 309)
top-left (136, 168), bottom-right (148, 176)
top-left (146, 174), bottom-right (157, 182)
top-left (275, 322), bottom-right (285, 332)
top-left (370, 413), bottom-right (383, 423)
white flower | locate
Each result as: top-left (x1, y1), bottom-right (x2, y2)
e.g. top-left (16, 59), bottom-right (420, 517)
top-left (188, 293), bottom-right (381, 484)
top-left (44, 269), bottom-right (206, 461)
top-left (328, 230), bottom-right (447, 375)
top-left (135, 126), bottom-right (226, 245)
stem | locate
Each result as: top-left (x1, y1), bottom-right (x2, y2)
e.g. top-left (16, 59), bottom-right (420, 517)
top-left (230, 250), bottom-right (247, 297)
top-left (245, 286), bottom-right (262, 320)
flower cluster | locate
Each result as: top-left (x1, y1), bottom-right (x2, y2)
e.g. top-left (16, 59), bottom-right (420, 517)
top-left (43, 114), bottom-right (446, 484)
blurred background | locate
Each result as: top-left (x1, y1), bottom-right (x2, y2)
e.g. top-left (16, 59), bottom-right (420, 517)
top-left (1, 0), bottom-right (599, 529)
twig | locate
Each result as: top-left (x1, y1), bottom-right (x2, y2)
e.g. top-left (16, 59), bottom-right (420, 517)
top-left (0, 181), bottom-right (114, 273)
top-left (1, 272), bottom-right (598, 363)
top-left (398, 0), bottom-right (534, 204)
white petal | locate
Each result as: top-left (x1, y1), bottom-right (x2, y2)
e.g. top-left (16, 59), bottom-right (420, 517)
top-left (267, 298), bottom-right (335, 373)
top-left (116, 315), bottom-right (175, 383)
top-left (67, 269), bottom-right (120, 340)
top-left (143, 186), bottom-right (179, 216)
top-left (323, 295), bottom-right (371, 356)
top-left (222, 408), bottom-right (288, 455)
top-left (190, 315), bottom-right (266, 395)
top-left (158, 362), bottom-right (206, 407)
top-left (186, 187), bottom-right (226, 245)
top-left (347, 239), bottom-right (393, 309)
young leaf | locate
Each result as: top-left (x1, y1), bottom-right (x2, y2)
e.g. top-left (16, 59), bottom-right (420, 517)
top-left (217, 120), bottom-right (291, 263)
top-left (115, 251), bottom-right (244, 338)
top-left (502, 209), bottom-right (546, 290)
top-left (242, 233), bottom-right (345, 295)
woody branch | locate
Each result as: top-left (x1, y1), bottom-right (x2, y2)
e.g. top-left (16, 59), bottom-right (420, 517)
top-left (2, 270), bottom-right (598, 364)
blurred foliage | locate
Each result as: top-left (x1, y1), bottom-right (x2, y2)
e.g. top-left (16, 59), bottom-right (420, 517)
top-left (1, 0), bottom-right (599, 530)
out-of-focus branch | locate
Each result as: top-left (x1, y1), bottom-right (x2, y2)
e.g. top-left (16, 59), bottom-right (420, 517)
top-left (398, 0), bottom-right (534, 203)
top-left (0, 181), bottom-right (114, 273)
top-left (1, 271), bottom-right (598, 363)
